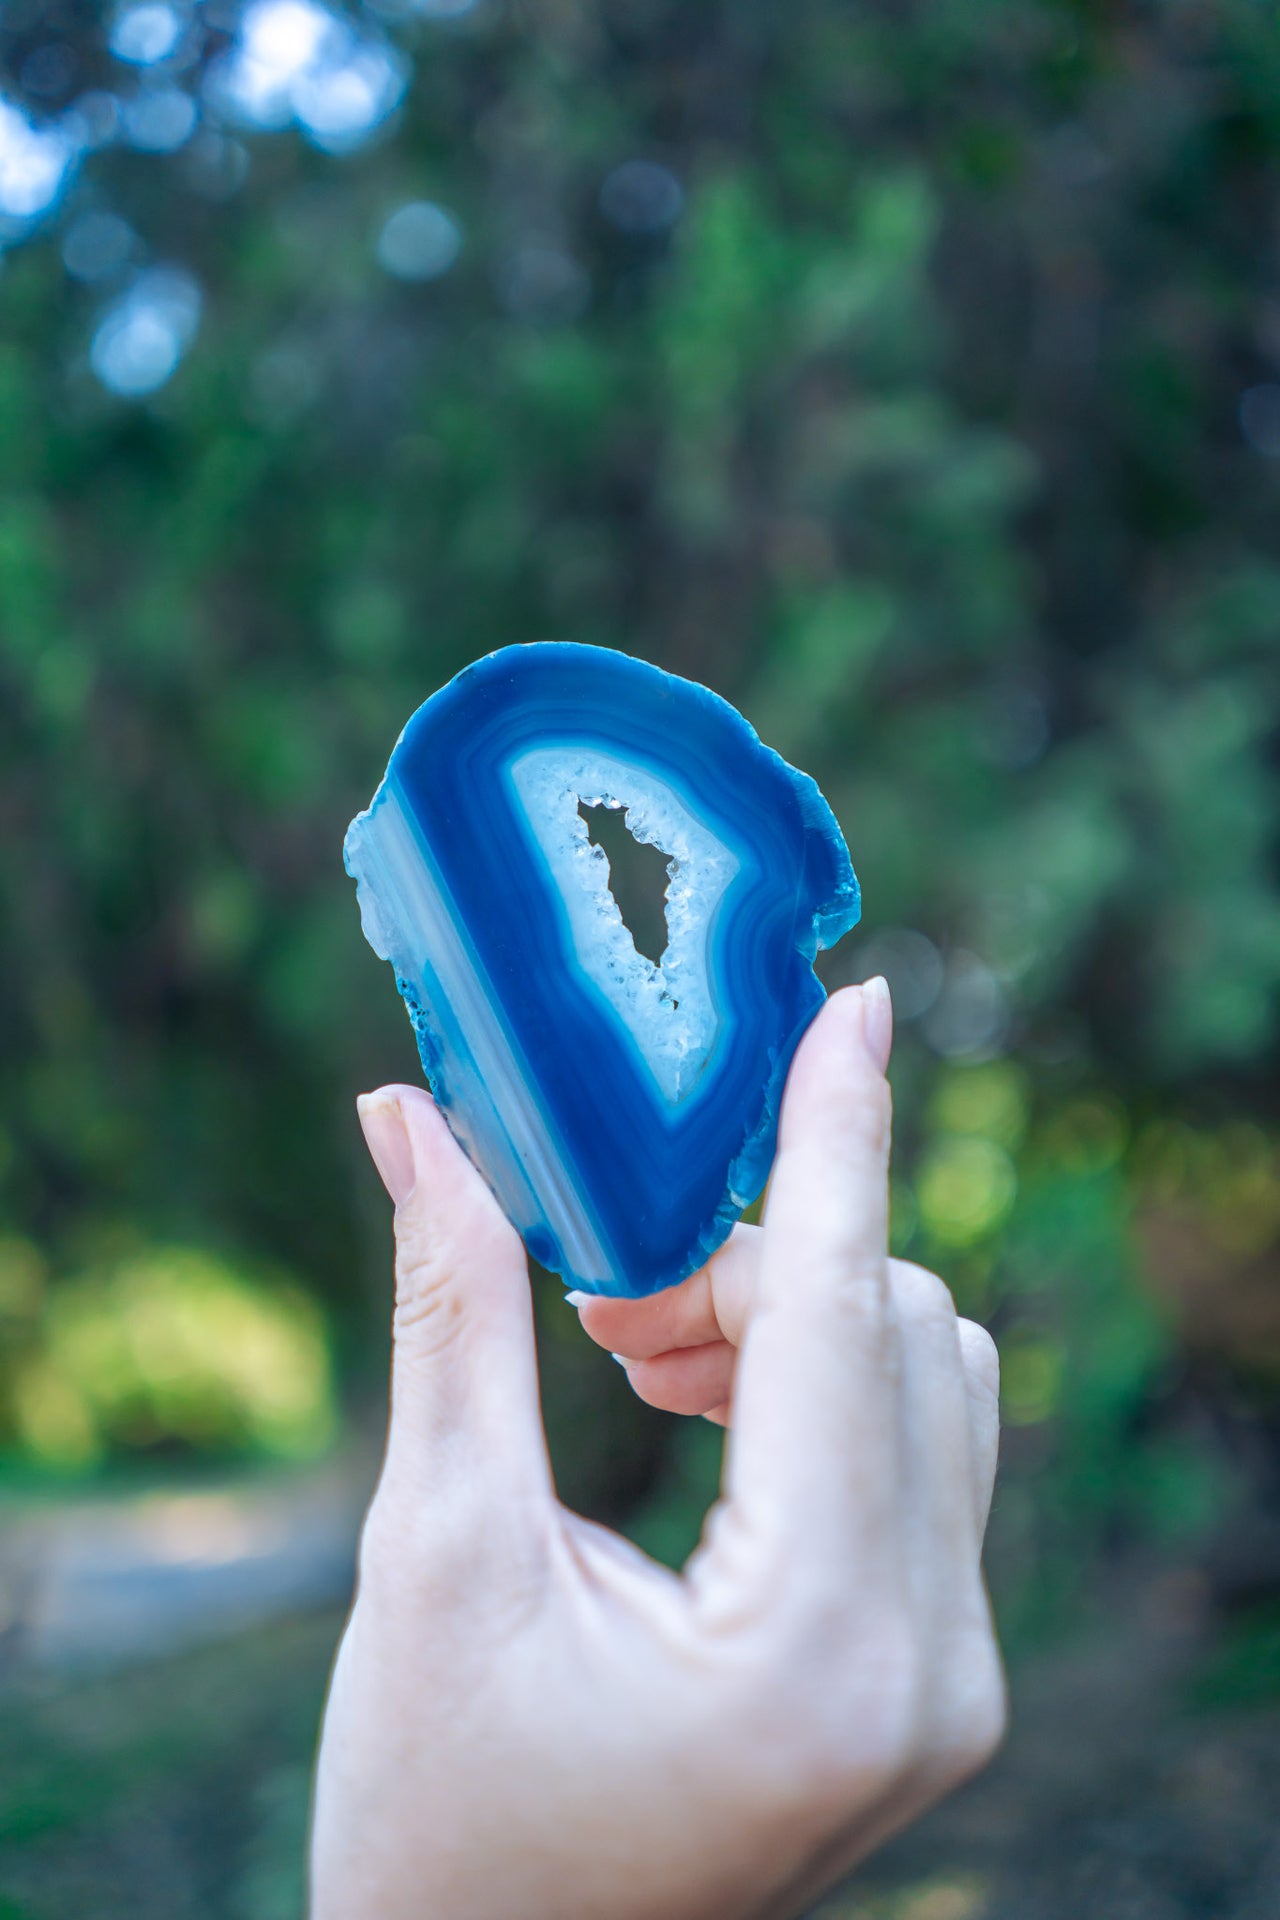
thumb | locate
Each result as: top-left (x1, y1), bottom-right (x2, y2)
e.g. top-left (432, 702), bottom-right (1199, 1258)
top-left (358, 1084), bottom-right (550, 1501)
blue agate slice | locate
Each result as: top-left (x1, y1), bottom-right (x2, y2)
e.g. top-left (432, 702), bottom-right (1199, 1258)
top-left (344, 644), bottom-right (859, 1297)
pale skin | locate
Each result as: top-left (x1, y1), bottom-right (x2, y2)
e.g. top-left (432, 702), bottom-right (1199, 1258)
top-left (310, 979), bottom-right (1006, 1920)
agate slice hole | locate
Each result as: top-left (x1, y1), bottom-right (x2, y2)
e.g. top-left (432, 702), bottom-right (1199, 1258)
top-left (577, 799), bottom-right (672, 973)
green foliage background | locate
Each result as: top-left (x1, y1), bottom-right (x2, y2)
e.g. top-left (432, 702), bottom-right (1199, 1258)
top-left (1, 0), bottom-right (1279, 1653)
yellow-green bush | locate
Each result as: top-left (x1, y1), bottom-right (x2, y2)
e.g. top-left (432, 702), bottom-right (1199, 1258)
top-left (2, 1241), bottom-right (334, 1472)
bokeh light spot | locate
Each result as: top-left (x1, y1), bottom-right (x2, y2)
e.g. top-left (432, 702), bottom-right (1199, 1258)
top-left (109, 2), bottom-right (183, 66)
top-left (1000, 1332), bottom-right (1064, 1425)
top-left (124, 85), bottom-right (198, 151)
top-left (67, 90), bottom-right (122, 149)
top-left (931, 1060), bottom-right (1030, 1151)
top-left (183, 128), bottom-right (251, 198)
top-left (917, 1135), bottom-right (1018, 1246)
top-left (376, 198), bottom-right (462, 280)
top-left (896, 1878), bottom-right (989, 1920)
top-left (853, 928), bottom-right (944, 1021)
top-left (0, 92), bottom-right (78, 224)
top-left (90, 265), bottom-right (202, 397)
top-left (923, 951), bottom-right (1009, 1059)
top-left (1040, 1094), bottom-right (1129, 1175)
top-left (62, 208), bottom-right (137, 281)
top-left (293, 45), bottom-right (404, 150)
top-left (495, 241), bottom-right (589, 320)
top-left (599, 159), bottom-right (684, 233)
top-left (231, 0), bottom-right (331, 118)
top-left (205, 0), bottom-right (405, 152)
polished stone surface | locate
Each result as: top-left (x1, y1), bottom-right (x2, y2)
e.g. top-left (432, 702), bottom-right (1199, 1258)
top-left (345, 644), bottom-right (859, 1296)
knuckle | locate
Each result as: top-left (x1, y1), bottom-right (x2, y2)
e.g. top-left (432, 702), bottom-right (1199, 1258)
top-left (966, 1673), bottom-right (1009, 1770)
top-left (709, 1589), bottom-right (1004, 1833)
top-left (846, 1077), bottom-right (893, 1160)
top-left (356, 1476), bottom-right (554, 1631)
top-left (940, 1638), bottom-right (1008, 1780)
top-left (958, 1319), bottom-right (1001, 1407)
top-left (822, 1270), bottom-right (898, 1368)
top-left (821, 1618), bottom-right (923, 1783)
top-left (890, 1260), bottom-right (958, 1328)
top-left (354, 1473), bottom-right (454, 1584)
top-left (393, 1228), bottom-right (466, 1358)
top-left (353, 1487), bottom-right (410, 1597)
top-left (747, 1607), bottom-right (924, 1812)
top-left (354, 1455), bottom-right (478, 1598)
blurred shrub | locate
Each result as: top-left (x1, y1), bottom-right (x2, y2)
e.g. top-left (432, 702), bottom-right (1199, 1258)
top-left (0, 1237), bottom-right (334, 1472)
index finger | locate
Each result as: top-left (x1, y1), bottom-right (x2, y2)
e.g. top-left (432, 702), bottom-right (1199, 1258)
top-left (709, 980), bottom-right (901, 1572)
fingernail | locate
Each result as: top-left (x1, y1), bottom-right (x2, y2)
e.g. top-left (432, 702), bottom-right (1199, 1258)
top-left (357, 1091), bottom-right (417, 1207)
top-left (861, 976), bottom-right (894, 1074)
top-left (564, 1290), bottom-right (589, 1308)
top-left (609, 1352), bottom-right (631, 1368)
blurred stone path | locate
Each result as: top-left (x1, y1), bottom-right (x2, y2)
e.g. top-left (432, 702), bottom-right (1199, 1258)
top-left (0, 1452), bottom-right (374, 1671)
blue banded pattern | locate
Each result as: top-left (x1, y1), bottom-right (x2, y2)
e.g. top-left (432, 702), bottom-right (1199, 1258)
top-left (345, 644), bottom-right (860, 1297)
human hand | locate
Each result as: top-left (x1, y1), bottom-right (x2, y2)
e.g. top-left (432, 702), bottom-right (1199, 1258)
top-left (309, 980), bottom-right (1005, 1920)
